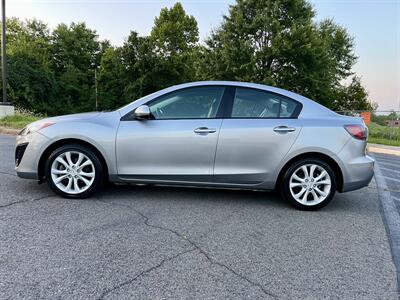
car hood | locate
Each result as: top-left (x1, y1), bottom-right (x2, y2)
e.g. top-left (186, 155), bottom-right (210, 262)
top-left (43, 112), bottom-right (102, 123)
top-left (20, 112), bottom-right (102, 136)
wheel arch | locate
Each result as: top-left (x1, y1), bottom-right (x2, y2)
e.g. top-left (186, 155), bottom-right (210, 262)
top-left (275, 152), bottom-right (344, 192)
top-left (38, 138), bottom-right (109, 182)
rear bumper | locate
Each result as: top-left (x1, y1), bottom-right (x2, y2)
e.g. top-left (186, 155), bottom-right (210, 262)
top-left (341, 155), bottom-right (375, 192)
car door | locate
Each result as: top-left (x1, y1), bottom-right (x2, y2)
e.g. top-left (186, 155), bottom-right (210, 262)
top-left (214, 87), bottom-right (302, 186)
top-left (116, 85), bottom-right (227, 183)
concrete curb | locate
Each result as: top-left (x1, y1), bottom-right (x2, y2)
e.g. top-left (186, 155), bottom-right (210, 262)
top-left (368, 143), bottom-right (400, 157)
top-left (0, 126), bottom-right (19, 136)
top-left (374, 159), bottom-right (400, 291)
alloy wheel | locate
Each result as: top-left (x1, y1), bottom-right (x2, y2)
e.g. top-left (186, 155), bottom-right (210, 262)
top-left (289, 163), bottom-right (332, 206)
top-left (50, 151), bottom-right (96, 194)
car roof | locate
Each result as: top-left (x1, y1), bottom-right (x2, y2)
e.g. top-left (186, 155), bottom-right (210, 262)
top-left (118, 81), bottom-right (337, 118)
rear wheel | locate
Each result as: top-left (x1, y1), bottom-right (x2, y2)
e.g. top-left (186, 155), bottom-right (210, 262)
top-left (45, 144), bottom-right (104, 198)
top-left (281, 158), bottom-right (336, 210)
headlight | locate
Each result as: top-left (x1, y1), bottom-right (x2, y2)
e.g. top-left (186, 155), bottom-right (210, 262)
top-left (20, 121), bottom-right (55, 136)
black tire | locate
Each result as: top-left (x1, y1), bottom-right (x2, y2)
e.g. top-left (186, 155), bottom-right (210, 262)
top-left (45, 144), bottom-right (104, 199)
top-left (280, 158), bottom-right (337, 210)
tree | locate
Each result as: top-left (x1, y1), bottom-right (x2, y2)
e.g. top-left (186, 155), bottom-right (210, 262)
top-left (333, 76), bottom-right (373, 111)
top-left (108, 3), bottom-right (201, 106)
top-left (148, 3), bottom-right (199, 88)
top-left (51, 22), bottom-right (101, 112)
top-left (97, 47), bottom-right (126, 109)
top-left (198, 0), bottom-right (369, 110)
top-left (0, 18), bottom-right (58, 113)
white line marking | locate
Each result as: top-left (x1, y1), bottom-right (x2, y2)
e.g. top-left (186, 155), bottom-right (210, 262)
top-left (383, 176), bottom-right (400, 183)
top-left (375, 157), bottom-right (400, 166)
top-left (376, 161), bottom-right (400, 169)
top-left (379, 166), bottom-right (400, 175)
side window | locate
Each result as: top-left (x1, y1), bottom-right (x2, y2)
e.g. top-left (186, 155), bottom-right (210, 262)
top-left (148, 86), bottom-right (225, 120)
top-left (231, 88), bottom-right (300, 118)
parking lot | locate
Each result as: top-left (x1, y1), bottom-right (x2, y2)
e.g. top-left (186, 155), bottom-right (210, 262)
top-left (0, 134), bottom-right (398, 299)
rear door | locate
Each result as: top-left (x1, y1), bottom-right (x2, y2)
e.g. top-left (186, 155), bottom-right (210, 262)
top-left (214, 87), bottom-right (302, 185)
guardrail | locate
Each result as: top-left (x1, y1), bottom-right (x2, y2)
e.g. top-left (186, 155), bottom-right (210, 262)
top-left (335, 110), bottom-right (400, 146)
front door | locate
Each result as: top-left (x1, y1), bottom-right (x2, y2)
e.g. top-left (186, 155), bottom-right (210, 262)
top-left (116, 86), bottom-right (226, 183)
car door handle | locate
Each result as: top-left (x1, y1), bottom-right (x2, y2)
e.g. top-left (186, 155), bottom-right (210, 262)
top-left (273, 126), bottom-right (296, 133)
top-left (194, 127), bottom-right (217, 134)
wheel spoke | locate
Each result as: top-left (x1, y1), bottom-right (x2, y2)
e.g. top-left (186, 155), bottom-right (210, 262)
top-left (314, 171), bottom-right (327, 182)
top-left (65, 177), bottom-right (73, 192)
top-left (55, 157), bottom-right (69, 169)
top-left (73, 177), bottom-right (80, 192)
top-left (301, 166), bottom-right (309, 178)
top-left (292, 173), bottom-right (305, 182)
top-left (55, 174), bottom-right (68, 184)
top-left (315, 187), bottom-right (327, 197)
top-left (316, 180), bottom-right (330, 185)
top-left (79, 171), bottom-right (95, 178)
top-left (290, 182), bottom-right (304, 188)
top-left (78, 175), bottom-right (91, 186)
top-left (78, 160), bottom-right (91, 170)
top-left (65, 152), bottom-right (74, 167)
top-left (309, 165), bottom-right (316, 178)
top-left (311, 190), bottom-right (319, 201)
top-left (294, 187), bottom-right (307, 198)
top-left (76, 153), bottom-right (84, 167)
top-left (52, 168), bottom-right (67, 175)
top-left (301, 190), bottom-right (310, 203)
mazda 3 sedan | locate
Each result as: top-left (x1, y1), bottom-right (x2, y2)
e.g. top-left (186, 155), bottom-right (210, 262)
top-left (15, 81), bottom-right (374, 210)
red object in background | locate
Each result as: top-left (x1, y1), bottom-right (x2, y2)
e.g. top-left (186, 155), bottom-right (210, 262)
top-left (360, 112), bottom-right (371, 125)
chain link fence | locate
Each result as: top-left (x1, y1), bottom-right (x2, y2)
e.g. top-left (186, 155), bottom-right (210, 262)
top-left (335, 110), bottom-right (400, 146)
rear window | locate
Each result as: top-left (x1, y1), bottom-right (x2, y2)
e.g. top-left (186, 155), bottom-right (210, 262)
top-left (231, 88), bottom-right (300, 118)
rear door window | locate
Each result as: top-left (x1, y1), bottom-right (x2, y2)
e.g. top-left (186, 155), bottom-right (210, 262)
top-left (231, 88), bottom-right (300, 118)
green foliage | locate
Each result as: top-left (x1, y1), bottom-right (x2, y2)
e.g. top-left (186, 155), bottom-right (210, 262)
top-left (197, 0), bottom-right (370, 110)
top-left (51, 22), bottom-right (103, 113)
top-left (0, 112), bottom-right (44, 129)
top-left (368, 122), bottom-right (400, 147)
top-left (333, 76), bottom-right (373, 111)
top-left (98, 3), bottom-right (200, 109)
top-left (1, 1), bottom-right (372, 115)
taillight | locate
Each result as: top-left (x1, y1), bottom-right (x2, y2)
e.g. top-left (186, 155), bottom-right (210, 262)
top-left (344, 124), bottom-right (367, 140)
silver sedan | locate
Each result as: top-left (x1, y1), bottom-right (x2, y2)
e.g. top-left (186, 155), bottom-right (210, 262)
top-left (15, 81), bottom-right (374, 210)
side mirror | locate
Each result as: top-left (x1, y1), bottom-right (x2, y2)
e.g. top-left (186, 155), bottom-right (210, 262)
top-left (134, 105), bottom-right (151, 120)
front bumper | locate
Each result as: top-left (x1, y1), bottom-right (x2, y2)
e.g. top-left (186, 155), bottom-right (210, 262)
top-left (15, 132), bottom-right (50, 180)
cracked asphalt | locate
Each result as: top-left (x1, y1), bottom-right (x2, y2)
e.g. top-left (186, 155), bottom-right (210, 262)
top-left (0, 134), bottom-right (398, 299)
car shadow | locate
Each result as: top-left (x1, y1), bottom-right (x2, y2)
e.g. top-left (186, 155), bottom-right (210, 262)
top-left (99, 183), bottom-right (289, 208)
top-left (96, 182), bottom-right (373, 213)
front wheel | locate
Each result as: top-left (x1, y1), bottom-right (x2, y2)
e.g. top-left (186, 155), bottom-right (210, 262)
top-left (281, 158), bottom-right (336, 210)
top-left (45, 144), bottom-right (104, 198)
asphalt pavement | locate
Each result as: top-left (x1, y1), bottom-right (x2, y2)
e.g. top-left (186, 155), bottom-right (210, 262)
top-left (370, 149), bottom-right (400, 291)
top-left (0, 134), bottom-right (398, 299)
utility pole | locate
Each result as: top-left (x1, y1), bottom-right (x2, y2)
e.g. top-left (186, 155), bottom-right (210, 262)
top-left (0, 0), bottom-right (13, 117)
top-left (94, 68), bottom-right (98, 110)
top-left (1, 0), bottom-right (6, 103)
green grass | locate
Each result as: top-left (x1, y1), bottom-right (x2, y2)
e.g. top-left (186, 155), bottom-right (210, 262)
top-left (0, 113), bottom-right (44, 129)
top-left (368, 122), bottom-right (400, 147)
top-left (368, 137), bottom-right (400, 147)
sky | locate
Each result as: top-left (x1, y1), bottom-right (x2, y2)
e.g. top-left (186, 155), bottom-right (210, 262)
top-left (6, 0), bottom-right (400, 111)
